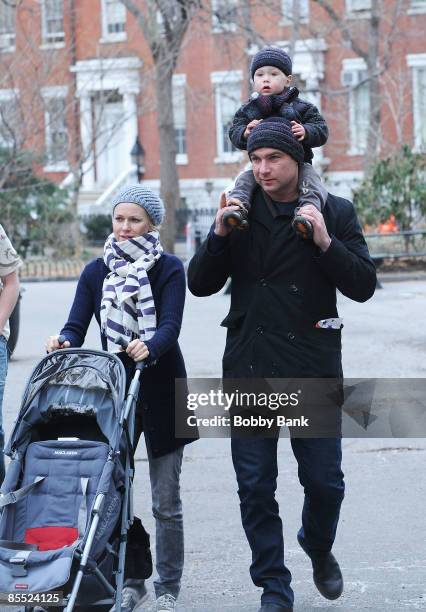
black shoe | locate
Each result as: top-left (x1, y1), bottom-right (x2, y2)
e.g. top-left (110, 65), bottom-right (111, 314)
top-left (292, 213), bottom-right (313, 239)
top-left (222, 204), bottom-right (249, 230)
top-left (297, 534), bottom-right (343, 600)
top-left (258, 605), bottom-right (293, 612)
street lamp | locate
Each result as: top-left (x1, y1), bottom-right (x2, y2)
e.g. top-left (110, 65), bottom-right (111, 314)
top-left (131, 136), bottom-right (145, 182)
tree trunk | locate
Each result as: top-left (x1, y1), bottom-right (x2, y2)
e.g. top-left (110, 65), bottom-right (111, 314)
top-left (154, 63), bottom-right (180, 253)
top-left (70, 180), bottom-right (83, 258)
top-left (363, 0), bottom-right (381, 175)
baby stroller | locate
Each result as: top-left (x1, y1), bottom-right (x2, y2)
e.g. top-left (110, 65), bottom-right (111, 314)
top-left (0, 344), bottom-right (151, 611)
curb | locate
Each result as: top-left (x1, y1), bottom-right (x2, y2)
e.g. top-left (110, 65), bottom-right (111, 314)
top-left (378, 272), bottom-right (426, 282)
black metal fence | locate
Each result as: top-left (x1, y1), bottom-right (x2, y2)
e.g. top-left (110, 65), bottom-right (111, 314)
top-left (175, 207), bottom-right (217, 248)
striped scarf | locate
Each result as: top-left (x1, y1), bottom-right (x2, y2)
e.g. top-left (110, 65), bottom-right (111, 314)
top-left (100, 232), bottom-right (163, 352)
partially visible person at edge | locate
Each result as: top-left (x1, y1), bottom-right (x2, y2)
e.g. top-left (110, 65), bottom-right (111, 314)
top-left (0, 225), bottom-right (21, 485)
top-left (47, 185), bottom-right (194, 612)
top-left (187, 118), bottom-right (376, 612)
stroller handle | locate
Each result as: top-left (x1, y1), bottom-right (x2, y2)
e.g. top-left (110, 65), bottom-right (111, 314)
top-left (116, 336), bottom-right (145, 372)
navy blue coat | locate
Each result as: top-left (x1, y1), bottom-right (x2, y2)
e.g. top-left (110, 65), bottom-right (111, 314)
top-left (229, 88), bottom-right (328, 163)
top-left (60, 254), bottom-right (193, 457)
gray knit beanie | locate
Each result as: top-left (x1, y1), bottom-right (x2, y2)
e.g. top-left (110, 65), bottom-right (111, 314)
top-left (111, 185), bottom-right (165, 226)
top-left (250, 46), bottom-right (292, 78)
top-left (247, 117), bottom-right (304, 163)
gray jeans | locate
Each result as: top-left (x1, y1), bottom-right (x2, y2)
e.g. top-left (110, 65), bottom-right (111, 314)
top-left (126, 445), bottom-right (184, 599)
top-left (148, 445), bottom-right (184, 598)
top-left (229, 164), bottom-right (328, 212)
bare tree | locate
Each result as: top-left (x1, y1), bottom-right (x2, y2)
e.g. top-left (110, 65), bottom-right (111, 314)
top-left (311, 0), bottom-right (404, 174)
top-left (0, 0), bottom-right (150, 255)
top-left (119, 0), bottom-right (201, 252)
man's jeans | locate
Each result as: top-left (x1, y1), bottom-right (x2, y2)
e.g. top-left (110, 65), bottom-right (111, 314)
top-left (147, 445), bottom-right (184, 599)
top-left (0, 336), bottom-right (8, 484)
top-left (231, 437), bottom-right (345, 609)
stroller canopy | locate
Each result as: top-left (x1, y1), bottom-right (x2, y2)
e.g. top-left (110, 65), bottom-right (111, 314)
top-left (6, 349), bottom-right (127, 456)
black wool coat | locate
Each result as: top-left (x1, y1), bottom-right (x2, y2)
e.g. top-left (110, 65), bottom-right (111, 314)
top-left (187, 190), bottom-right (376, 380)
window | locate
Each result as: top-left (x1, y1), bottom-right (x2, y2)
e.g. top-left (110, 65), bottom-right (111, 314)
top-left (212, 0), bottom-right (238, 33)
top-left (156, 11), bottom-right (166, 37)
top-left (101, 0), bottom-right (126, 40)
top-left (416, 68), bottom-right (426, 148)
top-left (0, 90), bottom-right (20, 147)
top-left (41, 0), bottom-right (65, 45)
top-left (42, 87), bottom-right (68, 170)
top-left (408, 0), bottom-right (426, 14)
top-left (407, 54), bottom-right (426, 150)
top-left (173, 75), bottom-right (187, 163)
top-left (0, 2), bottom-right (15, 51)
top-left (211, 71), bottom-right (243, 162)
top-left (341, 60), bottom-right (370, 154)
top-left (346, 0), bottom-right (371, 15)
top-left (281, 0), bottom-right (309, 24)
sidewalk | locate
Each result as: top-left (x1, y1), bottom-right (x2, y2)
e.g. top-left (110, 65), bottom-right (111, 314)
top-left (2, 278), bottom-right (425, 611)
top-left (17, 255), bottom-right (426, 283)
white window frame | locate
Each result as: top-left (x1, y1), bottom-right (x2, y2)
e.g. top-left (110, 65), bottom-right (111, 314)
top-left (280, 0), bottom-right (309, 26)
top-left (211, 70), bottom-right (243, 164)
top-left (407, 54), bottom-right (426, 151)
top-left (211, 0), bottom-right (238, 33)
top-left (40, 0), bottom-right (65, 48)
top-left (341, 58), bottom-right (370, 155)
top-left (0, 88), bottom-right (19, 147)
top-left (41, 86), bottom-right (69, 172)
top-left (345, 0), bottom-right (371, 18)
top-left (0, 2), bottom-right (16, 53)
top-left (100, 0), bottom-right (127, 43)
top-left (408, 0), bottom-right (426, 14)
top-left (173, 74), bottom-right (187, 165)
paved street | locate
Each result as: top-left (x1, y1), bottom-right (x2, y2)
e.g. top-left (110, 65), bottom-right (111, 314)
top-left (2, 278), bottom-right (426, 611)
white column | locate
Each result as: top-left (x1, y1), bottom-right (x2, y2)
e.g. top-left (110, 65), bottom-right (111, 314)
top-left (79, 93), bottom-right (95, 190)
top-left (121, 90), bottom-right (138, 176)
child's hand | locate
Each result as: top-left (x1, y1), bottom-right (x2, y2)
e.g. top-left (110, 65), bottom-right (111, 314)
top-left (244, 119), bottom-right (263, 139)
top-left (291, 121), bottom-right (306, 141)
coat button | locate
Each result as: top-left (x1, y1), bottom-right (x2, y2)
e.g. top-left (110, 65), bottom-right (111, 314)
top-left (260, 278), bottom-right (268, 287)
top-left (256, 325), bottom-right (264, 334)
top-left (289, 283), bottom-right (298, 293)
top-left (287, 332), bottom-right (295, 341)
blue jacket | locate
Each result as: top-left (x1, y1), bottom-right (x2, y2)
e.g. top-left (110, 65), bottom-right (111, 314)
top-left (61, 254), bottom-right (193, 457)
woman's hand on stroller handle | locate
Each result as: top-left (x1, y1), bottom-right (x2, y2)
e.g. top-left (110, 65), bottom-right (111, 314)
top-left (46, 334), bottom-right (71, 353)
top-left (116, 336), bottom-right (149, 364)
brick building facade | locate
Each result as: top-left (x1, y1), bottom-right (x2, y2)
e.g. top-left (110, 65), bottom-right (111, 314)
top-left (0, 0), bottom-right (425, 215)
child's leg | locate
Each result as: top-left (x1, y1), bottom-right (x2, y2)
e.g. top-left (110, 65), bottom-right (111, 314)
top-left (297, 163), bottom-right (328, 212)
top-left (226, 169), bottom-right (256, 211)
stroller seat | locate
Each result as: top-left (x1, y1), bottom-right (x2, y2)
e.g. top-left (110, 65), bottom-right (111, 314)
top-left (0, 348), bottom-right (150, 610)
top-left (0, 439), bottom-right (110, 592)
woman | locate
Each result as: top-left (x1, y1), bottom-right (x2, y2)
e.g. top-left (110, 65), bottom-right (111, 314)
top-left (47, 185), bottom-right (192, 612)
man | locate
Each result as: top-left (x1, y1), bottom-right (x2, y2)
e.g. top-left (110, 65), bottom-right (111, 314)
top-left (0, 225), bottom-right (21, 484)
top-left (187, 117), bottom-right (376, 612)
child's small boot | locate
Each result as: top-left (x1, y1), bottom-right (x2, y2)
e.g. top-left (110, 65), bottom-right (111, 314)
top-left (292, 207), bottom-right (313, 239)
